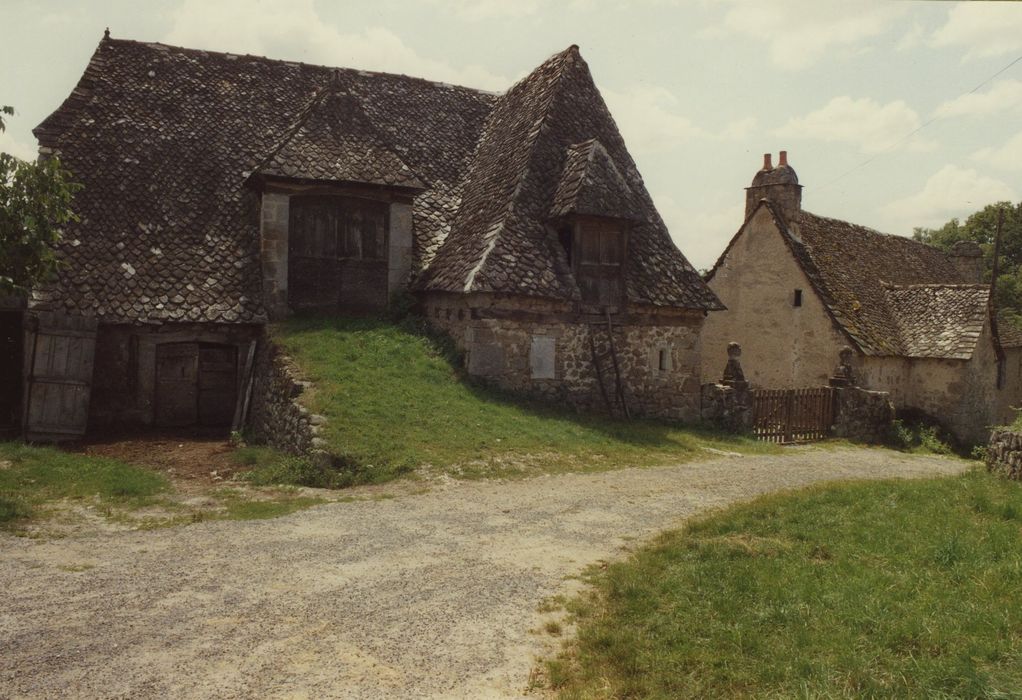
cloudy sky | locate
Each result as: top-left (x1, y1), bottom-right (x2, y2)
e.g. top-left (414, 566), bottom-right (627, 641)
top-left (2, 0), bottom-right (1021, 269)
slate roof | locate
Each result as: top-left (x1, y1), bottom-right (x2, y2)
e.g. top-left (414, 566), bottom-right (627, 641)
top-left (710, 202), bottom-right (994, 359)
top-left (33, 35), bottom-right (493, 323)
top-left (419, 46), bottom-right (720, 309)
top-left (33, 37), bottom-right (719, 323)
top-left (549, 139), bottom-right (645, 222)
top-left (256, 85), bottom-right (425, 189)
top-left (884, 284), bottom-right (989, 359)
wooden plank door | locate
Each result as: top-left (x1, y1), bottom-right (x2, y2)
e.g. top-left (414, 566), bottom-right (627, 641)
top-left (197, 344), bottom-right (237, 427)
top-left (155, 343), bottom-right (200, 427)
top-left (23, 312), bottom-right (97, 441)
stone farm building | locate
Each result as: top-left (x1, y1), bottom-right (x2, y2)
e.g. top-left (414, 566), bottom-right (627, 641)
top-left (12, 33), bottom-right (722, 440)
top-left (701, 152), bottom-right (1022, 443)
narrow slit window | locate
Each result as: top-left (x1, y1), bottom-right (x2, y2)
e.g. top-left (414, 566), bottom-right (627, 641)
top-left (658, 348), bottom-right (669, 372)
top-left (793, 289), bottom-right (803, 307)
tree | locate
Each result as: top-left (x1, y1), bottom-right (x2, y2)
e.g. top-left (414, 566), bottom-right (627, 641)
top-left (914, 201), bottom-right (1022, 323)
top-left (0, 105), bottom-right (80, 296)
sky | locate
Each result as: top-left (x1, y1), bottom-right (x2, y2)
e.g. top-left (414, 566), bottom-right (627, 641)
top-left (2, 0), bottom-right (1021, 270)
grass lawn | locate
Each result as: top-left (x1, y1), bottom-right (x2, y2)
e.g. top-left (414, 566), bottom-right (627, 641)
top-left (0, 441), bottom-right (168, 528)
top-left (547, 469), bottom-right (1022, 698)
top-left (269, 315), bottom-right (775, 482)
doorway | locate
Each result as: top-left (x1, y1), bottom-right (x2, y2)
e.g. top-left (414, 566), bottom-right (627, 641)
top-left (155, 342), bottom-right (238, 429)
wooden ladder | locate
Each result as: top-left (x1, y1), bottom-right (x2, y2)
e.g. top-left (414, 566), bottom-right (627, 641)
top-left (588, 309), bottom-right (630, 419)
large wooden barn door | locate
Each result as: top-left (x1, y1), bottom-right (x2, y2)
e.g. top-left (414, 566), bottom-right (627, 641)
top-left (155, 342), bottom-right (238, 429)
top-left (23, 312), bottom-right (98, 441)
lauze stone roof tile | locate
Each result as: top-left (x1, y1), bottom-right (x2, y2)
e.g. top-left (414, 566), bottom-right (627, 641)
top-left (33, 36), bottom-right (720, 324)
top-left (759, 204), bottom-right (994, 359)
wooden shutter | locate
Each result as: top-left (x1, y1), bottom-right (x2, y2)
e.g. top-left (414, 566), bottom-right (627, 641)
top-left (23, 312), bottom-right (97, 441)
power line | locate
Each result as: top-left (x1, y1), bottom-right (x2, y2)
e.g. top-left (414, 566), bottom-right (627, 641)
top-left (816, 51), bottom-right (1022, 192)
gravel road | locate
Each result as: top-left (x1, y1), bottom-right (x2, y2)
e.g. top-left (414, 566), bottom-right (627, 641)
top-left (0, 447), bottom-right (967, 699)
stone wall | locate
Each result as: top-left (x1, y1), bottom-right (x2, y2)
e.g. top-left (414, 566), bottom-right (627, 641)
top-left (831, 386), bottom-right (895, 443)
top-left (247, 338), bottom-right (327, 456)
top-left (987, 428), bottom-right (1022, 480)
top-left (421, 292), bottom-right (704, 422)
top-left (700, 382), bottom-right (752, 432)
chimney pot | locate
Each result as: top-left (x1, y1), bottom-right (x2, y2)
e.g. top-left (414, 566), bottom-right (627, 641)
top-left (762, 153), bottom-right (772, 170)
top-left (779, 150), bottom-right (788, 167)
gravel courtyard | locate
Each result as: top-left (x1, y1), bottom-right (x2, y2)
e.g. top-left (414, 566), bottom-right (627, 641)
top-left (0, 447), bottom-right (967, 699)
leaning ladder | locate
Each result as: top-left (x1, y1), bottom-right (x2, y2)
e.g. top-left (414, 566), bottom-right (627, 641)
top-left (588, 309), bottom-right (630, 419)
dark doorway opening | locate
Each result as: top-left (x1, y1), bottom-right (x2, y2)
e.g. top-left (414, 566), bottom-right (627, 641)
top-left (155, 342), bottom-right (238, 429)
top-left (0, 310), bottom-right (23, 435)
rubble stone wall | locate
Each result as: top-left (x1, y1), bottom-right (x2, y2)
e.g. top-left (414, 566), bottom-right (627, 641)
top-left (247, 338), bottom-right (327, 455)
top-left (832, 386), bottom-right (895, 444)
top-left (700, 382), bottom-right (753, 433)
top-left (986, 429), bottom-right (1022, 480)
top-left (421, 292), bottom-right (704, 422)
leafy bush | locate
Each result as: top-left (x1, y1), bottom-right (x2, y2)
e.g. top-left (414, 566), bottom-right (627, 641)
top-left (886, 416), bottom-right (956, 455)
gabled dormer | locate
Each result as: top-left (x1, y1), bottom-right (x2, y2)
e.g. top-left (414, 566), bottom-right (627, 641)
top-left (550, 139), bottom-right (645, 308)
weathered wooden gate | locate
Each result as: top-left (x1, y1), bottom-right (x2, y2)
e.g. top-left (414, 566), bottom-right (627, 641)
top-left (155, 342), bottom-right (238, 428)
top-left (22, 312), bottom-right (98, 441)
top-left (752, 387), bottom-right (834, 443)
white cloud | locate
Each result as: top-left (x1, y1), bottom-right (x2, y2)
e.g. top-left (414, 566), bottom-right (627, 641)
top-left (162, 0), bottom-right (508, 90)
top-left (423, 0), bottom-right (544, 21)
top-left (934, 79), bottom-right (1022, 119)
top-left (0, 130), bottom-right (37, 161)
top-left (777, 96), bottom-right (936, 153)
top-left (602, 85), bottom-right (706, 153)
top-left (973, 131), bottom-right (1022, 172)
top-left (931, 3), bottom-right (1022, 59)
top-left (881, 165), bottom-right (1017, 232)
top-left (705, 1), bottom-right (909, 70)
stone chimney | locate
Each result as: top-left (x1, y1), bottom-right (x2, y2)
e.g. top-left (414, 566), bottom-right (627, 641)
top-left (745, 150), bottom-right (803, 222)
top-left (950, 240), bottom-right (984, 283)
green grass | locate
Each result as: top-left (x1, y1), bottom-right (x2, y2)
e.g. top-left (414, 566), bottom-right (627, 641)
top-left (270, 315), bottom-right (775, 483)
top-left (548, 469), bottom-right (1022, 699)
top-left (0, 442), bottom-right (168, 527)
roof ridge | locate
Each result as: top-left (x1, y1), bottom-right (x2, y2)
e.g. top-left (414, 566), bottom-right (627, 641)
top-left (463, 47), bottom-right (578, 292)
top-left (884, 282), bottom-right (989, 290)
top-left (800, 209), bottom-right (953, 256)
top-left (102, 35), bottom-right (501, 96)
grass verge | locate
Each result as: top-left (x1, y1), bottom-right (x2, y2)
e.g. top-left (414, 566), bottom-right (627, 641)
top-left (547, 469), bottom-right (1022, 698)
top-left (0, 441), bottom-right (168, 528)
top-left (270, 315), bottom-right (776, 484)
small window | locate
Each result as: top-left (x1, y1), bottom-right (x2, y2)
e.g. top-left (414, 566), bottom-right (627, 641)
top-left (658, 348), bottom-right (669, 372)
top-left (793, 289), bottom-right (803, 307)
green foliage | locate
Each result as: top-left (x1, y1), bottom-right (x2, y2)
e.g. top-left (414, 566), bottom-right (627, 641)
top-left (886, 418), bottom-right (955, 455)
top-left (551, 471), bottom-right (1022, 698)
top-left (913, 201), bottom-right (1022, 323)
top-left (0, 104), bottom-right (81, 295)
top-left (0, 441), bottom-right (168, 526)
top-left (269, 315), bottom-right (775, 482)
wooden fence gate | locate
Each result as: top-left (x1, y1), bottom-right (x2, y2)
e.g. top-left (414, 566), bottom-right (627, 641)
top-left (752, 387), bottom-right (834, 443)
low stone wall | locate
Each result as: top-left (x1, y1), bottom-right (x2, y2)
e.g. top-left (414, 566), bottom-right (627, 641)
top-left (700, 382), bottom-right (752, 433)
top-left (986, 429), bottom-right (1022, 479)
top-left (247, 338), bottom-right (327, 456)
top-left (832, 386), bottom-right (894, 443)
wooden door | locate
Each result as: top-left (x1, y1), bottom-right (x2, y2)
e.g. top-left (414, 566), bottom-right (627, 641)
top-left (197, 344), bottom-right (237, 427)
top-left (23, 312), bottom-right (97, 441)
top-left (155, 343), bottom-right (199, 427)
top-left (289, 198), bottom-right (339, 311)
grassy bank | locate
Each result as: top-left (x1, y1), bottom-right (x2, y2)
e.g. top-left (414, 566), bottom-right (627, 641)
top-left (269, 315), bottom-right (775, 483)
top-left (0, 442), bottom-right (168, 528)
top-left (547, 469), bottom-right (1022, 698)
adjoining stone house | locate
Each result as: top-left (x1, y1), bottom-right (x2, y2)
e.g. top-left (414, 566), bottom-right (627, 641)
top-left (701, 152), bottom-right (1022, 443)
top-left (18, 32), bottom-right (720, 439)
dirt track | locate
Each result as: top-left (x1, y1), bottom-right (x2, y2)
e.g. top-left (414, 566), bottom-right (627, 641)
top-left (0, 447), bottom-right (967, 699)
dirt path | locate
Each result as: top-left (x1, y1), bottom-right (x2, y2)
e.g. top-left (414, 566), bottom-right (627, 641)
top-left (0, 447), bottom-right (967, 699)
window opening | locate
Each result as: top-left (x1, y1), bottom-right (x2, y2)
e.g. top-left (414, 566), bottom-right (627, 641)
top-left (793, 289), bottom-right (803, 307)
